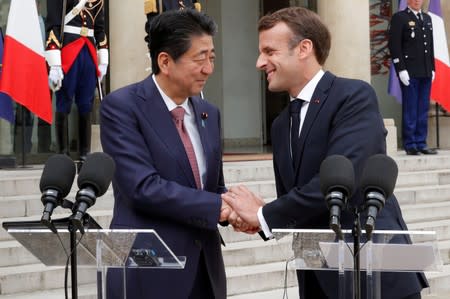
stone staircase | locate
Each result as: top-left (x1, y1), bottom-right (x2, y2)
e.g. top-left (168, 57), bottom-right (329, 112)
top-left (1, 151), bottom-right (450, 298)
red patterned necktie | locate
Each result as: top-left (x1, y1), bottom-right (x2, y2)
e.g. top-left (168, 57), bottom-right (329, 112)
top-left (171, 107), bottom-right (201, 189)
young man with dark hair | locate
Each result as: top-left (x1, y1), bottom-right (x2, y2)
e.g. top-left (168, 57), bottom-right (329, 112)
top-left (223, 7), bottom-right (428, 299)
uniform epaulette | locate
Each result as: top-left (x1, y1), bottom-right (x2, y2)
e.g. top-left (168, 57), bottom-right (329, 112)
top-left (194, 2), bottom-right (201, 12)
top-left (144, 0), bottom-right (158, 14)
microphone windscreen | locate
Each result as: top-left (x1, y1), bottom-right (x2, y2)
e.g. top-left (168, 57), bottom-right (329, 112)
top-left (320, 155), bottom-right (355, 197)
top-left (360, 154), bottom-right (398, 197)
top-left (77, 152), bottom-right (115, 196)
top-left (39, 154), bottom-right (76, 197)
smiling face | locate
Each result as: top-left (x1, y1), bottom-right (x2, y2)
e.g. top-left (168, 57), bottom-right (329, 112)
top-left (256, 22), bottom-right (304, 96)
top-left (408, 0), bottom-right (424, 11)
top-left (157, 34), bottom-right (215, 104)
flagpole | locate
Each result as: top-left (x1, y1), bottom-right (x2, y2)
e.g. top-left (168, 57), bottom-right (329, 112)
top-left (20, 105), bottom-right (26, 167)
top-left (435, 103), bottom-right (440, 148)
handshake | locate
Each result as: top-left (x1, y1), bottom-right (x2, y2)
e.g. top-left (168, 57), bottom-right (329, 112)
top-left (219, 185), bottom-right (265, 234)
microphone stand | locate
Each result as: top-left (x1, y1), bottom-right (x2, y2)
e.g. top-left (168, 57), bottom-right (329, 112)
top-left (69, 221), bottom-right (79, 299)
top-left (41, 198), bottom-right (91, 299)
top-left (352, 208), bottom-right (361, 299)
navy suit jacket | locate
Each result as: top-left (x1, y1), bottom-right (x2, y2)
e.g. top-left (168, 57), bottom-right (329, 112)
top-left (100, 75), bottom-right (227, 299)
top-left (263, 71), bottom-right (428, 298)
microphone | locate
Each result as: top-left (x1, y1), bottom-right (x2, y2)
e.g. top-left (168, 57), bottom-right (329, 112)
top-left (40, 154), bottom-right (76, 233)
top-left (320, 155), bottom-right (355, 239)
top-left (71, 152), bottom-right (115, 233)
top-left (361, 154), bottom-right (398, 240)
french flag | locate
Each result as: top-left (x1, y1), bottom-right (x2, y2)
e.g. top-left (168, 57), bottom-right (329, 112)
top-left (428, 0), bottom-right (450, 112)
top-left (0, 0), bottom-right (52, 124)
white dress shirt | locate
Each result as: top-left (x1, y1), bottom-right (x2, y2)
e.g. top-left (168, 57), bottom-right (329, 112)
top-left (258, 69), bottom-right (325, 238)
top-left (152, 75), bottom-right (206, 188)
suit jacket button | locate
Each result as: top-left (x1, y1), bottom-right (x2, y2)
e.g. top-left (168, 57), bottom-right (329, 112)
top-left (194, 240), bottom-right (202, 248)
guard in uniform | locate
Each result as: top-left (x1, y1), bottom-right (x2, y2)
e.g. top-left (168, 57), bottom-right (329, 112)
top-left (45, 0), bottom-right (108, 162)
top-left (144, 0), bottom-right (202, 45)
top-left (388, 0), bottom-right (437, 155)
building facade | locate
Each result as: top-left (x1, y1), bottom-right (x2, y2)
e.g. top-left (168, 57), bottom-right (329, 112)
top-left (0, 0), bottom-right (449, 164)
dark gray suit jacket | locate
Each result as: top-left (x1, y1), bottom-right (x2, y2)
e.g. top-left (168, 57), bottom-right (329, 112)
top-left (263, 71), bottom-right (428, 298)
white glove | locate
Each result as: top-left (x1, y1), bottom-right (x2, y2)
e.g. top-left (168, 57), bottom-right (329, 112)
top-left (98, 64), bottom-right (108, 81)
top-left (48, 66), bottom-right (64, 91)
top-left (399, 70), bottom-right (410, 86)
top-left (97, 48), bottom-right (109, 81)
top-left (432, 71), bottom-right (435, 81)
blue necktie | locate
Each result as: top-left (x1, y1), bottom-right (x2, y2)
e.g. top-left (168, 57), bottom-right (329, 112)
top-left (290, 99), bottom-right (304, 167)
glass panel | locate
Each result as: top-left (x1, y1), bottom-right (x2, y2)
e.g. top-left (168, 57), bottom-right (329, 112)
top-left (272, 229), bottom-right (443, 272)
top-left (4, 226), bottom-right (186, 269)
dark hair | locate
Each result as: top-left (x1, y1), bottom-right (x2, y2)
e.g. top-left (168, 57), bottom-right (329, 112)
top-left (146, 9), bottom-right (217, 74)
top-left (258, 7), bottom-right (331, 65)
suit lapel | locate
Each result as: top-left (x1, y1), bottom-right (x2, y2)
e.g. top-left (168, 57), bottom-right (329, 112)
top-left (136, 76), bottom-right (197, 188)
top-left (295, 71), bottom-right (335, 176)
top-left (272, 107), bottom-right (295, 189)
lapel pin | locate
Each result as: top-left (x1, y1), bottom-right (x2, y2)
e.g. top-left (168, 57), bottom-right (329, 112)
top-left (201, 112), bottom-right (208, 127)
top-left (313, 98), bottom-right (320, 104)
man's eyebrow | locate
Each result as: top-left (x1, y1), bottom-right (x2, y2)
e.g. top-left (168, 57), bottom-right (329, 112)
top-left (194, 49), bottom-right (216, 58)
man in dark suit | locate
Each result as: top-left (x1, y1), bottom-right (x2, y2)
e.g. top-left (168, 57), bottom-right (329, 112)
top-left (388, 0), bottom-right (437, 155)
top-left (100, 9), bottom-right (229, 299)
top-left (222, 7), bottom-right (428, 299)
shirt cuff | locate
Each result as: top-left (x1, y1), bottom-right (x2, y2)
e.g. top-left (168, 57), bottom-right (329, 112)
top-left (258, 206), bottom-right (273, 239)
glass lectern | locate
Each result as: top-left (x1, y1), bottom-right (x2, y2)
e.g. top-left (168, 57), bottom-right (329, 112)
top-left (272, 229), bottom-right (443, 299)
top-left (3, 220), bottom-right (186, 298)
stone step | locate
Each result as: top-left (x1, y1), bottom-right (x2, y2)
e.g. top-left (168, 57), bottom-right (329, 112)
top-left (0, 190), bottom-right (115, 219)
top-left (226, 261), bottom-right (297, 296)
top-left (222, 238), bottom-right (291, 267)
top-left (402, 201), bottom-right (450, 224)
top-left (223, 160), bottom-right (275, 184)
top-left (0, 284), bottom-right (97, 299)
top-left (395, 184), bottom-right (450, 205)
top-left (0, 160), bottom-right (276, 197)
top-left (396, 169), bottom-right (450, 188)
top-left (408, 219), bottom-right (450, 241)
top-left (0, 240), bottom-right (40, 267)
top-left (0, 264), bottom-right (96, 295)
top-left (394, 151), bottom-right (450, 172)
top-left (4, 180), bottom-right (450, 223)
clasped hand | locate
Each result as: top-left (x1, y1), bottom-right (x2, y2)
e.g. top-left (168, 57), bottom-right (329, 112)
top-left (220, 185), bottom-right (265, 234)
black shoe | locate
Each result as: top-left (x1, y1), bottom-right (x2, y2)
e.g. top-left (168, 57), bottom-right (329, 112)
top-left (419, 148), bottom-right (437, 155)
top-left (405, 149), bottom-right (420, 155)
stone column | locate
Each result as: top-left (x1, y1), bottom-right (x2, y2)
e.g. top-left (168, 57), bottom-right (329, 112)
top-left (109, 0), bottom-right (149, 91)
top-left (318, 0), bottom-right (371, 83)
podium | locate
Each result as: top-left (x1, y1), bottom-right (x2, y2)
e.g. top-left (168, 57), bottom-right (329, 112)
top-left (272, 229), bottom-right (443, 299)
top-left (3, 219), bottom-right (186, 298)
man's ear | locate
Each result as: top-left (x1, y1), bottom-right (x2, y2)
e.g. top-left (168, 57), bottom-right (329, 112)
top-left (157, 52), bottom-right (171, 74)
top-left (298, 39), bottom-right (314, 59)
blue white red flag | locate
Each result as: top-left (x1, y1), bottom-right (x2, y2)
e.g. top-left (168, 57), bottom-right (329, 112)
top-left (0, 28), bottom-right (15, 123)
top-left (0, 0), bottom-right (52, 123)
top-left (428, 0), bottom-right (450, 112)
